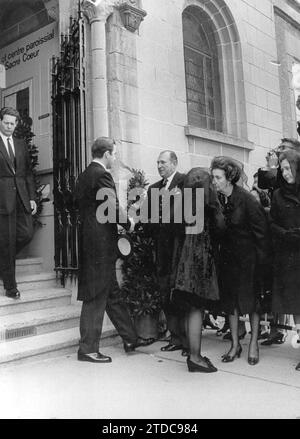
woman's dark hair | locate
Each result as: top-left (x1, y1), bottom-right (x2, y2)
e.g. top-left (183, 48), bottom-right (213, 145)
top-left (183, 167), bottom-right (218, 211)
top-left (279, 149), bottom-right (300, 186)
top-left (210, 156), bottom-right (242, 185)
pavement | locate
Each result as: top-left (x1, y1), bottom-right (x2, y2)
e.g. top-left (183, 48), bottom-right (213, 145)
top-left (0, 329), bottom-right (300, 419)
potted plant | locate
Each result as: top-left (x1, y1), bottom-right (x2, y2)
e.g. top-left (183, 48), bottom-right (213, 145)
top-left (119, 168), bottom-right (162, 340)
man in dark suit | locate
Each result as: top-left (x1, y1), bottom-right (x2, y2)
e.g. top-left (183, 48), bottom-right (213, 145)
top-left (75, 137), bottom-right (154, 363)
top-left (0, 107), bottom-right (36, 299)
top-left (146, 150), bottom-right (187, 352)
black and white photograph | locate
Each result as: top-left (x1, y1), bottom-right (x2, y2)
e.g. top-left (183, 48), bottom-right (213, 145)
top-left (0, 0), bottom-right (300, 421)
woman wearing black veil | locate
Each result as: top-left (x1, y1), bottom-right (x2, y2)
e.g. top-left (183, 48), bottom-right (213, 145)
top-left (270, 149), bottom-right (300, 371)
top-left (172, 168), bottom-right (224, 373)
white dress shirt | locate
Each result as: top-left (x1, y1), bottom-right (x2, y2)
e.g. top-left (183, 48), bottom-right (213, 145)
top-left (164, 171), bottom-right (176, 190)
top-left (0, 132), bottom-right (15, 156)
top-left (92, 158), bottom-right (108, 171)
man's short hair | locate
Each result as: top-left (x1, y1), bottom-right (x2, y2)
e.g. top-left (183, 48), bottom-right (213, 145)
top-left (160, 150), bottom-right (178, 165)
top-left (91, 137), bottom-right (115, 159)
top-left (280, 138), bottom-right (300, 151)
top-left (0, 107), bottom-right (20, 121)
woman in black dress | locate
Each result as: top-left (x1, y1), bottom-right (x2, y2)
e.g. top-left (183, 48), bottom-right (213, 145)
top-left (211, 157), bottom-right (269, 365)
top-left (269, 149), bottom-right (300, 371)
top-left (172, 168), bottom-right (224, 373)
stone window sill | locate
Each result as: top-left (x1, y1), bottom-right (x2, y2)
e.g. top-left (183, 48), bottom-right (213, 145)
top-left (184, 126), bottom-right (254, 151)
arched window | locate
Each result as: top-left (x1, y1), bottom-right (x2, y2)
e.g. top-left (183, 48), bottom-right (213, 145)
top-left (183, 6), bottom-right (222, 132)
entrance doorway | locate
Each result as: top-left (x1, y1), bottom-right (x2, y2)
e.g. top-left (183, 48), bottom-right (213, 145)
top-left (2, 79), bottom-right (32, 125)
top-left (52, 8), bottom-right (87, 285)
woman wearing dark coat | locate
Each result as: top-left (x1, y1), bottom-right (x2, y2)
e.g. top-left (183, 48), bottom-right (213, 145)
top-left (269, 149), bottom-right (300, 371)
top-left (211, 157), bottom-right (269, 365)
top-left (172, 168), bottom-right (225, 373)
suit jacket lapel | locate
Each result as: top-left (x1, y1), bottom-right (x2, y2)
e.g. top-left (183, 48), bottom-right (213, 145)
top-left (168, 172), bottom-right (181, 191)
top-left (0, 136), bottom-right (15, 174)
top-left (14, 138), bottom-right (22, 172)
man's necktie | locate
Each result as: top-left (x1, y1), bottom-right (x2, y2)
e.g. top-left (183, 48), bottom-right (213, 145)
top-left (159, 179), bottom-right (168, 221)
top-left (7, 137), bottom-right (16, 170)
top-left (161, 178), bottom-right (168, 188)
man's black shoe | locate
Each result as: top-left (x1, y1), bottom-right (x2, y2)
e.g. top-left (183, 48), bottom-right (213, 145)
top-left (124, 337), bottom-right (155, 353)
top-left (5, 288), bottom-right (20, 299)
top-left (77, 351), bottom-right (112, 363)
top-left (261, 332), bottom-right (286, 346)
top-left (160, 343), bottom-right (183, 352)
top-left (136, 337), bottom-right (155, 347)
top-left (123, 342), bottom-right (136, 353)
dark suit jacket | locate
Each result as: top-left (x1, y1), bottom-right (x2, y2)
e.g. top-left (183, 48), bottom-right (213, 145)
top-left (75, 162), bottom-right (130, 301)
top-left (0, 136), bottom-right (35, 214)
top-left (146, 171), bottom-right (185, 283)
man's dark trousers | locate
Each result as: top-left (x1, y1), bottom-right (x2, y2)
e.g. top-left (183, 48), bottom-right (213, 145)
top-left (0, 194), bottom-right (33, 290)
top-left (79, 270), bottom-right (137, 354)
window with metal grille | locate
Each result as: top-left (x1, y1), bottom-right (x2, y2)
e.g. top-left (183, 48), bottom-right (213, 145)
top-left (183, 7), bottom-right (222, 132)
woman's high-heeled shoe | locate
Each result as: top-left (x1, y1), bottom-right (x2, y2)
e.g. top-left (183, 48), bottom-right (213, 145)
top-left (187, 357), bottom-right (218, 373)
top-left (221, 345), bottom-right (242, 363)
top-left (248, 343), bottom-right (259, 365)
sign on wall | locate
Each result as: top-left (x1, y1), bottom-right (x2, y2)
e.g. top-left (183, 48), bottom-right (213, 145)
top-left (0, 22), bottom-right (59, 172)
top-left (0, 27), bottom-right (55, 72)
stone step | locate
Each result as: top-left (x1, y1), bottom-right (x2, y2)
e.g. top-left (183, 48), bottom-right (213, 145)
top-left (16, 258), bottom-right (43, 275)
top-left (0, 327), bottom-right (79, 364)
top-left (0, 304), bottom-right (81, 343)
top-left (0, 326), bottom-right (120, 365)
top-left (0, 288), bottom-right (72, 316)
top-left (0, 272), bottom-right (58, 295)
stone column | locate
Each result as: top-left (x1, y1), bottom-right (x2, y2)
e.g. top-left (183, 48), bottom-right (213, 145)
top-left (90, 17), bottom-right (109, 138)
top-left (81, 0), bottom-right (146, 141)
top-left (82, 0), bottom-right (118, 138)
